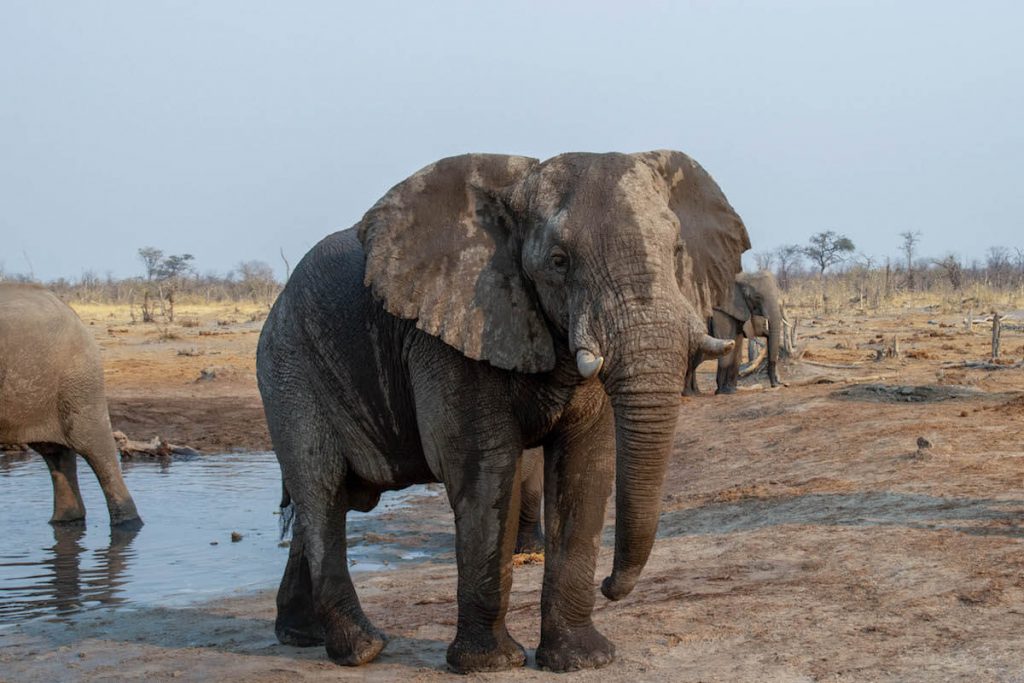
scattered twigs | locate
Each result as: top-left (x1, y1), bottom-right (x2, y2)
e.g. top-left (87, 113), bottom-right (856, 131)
top-left (800, 359), bottom-right (871, 370)
top-left (940, 360), bottom-right (1023, 371)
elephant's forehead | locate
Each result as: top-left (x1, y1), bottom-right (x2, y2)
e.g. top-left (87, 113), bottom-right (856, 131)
top-left (532, 154), bottom-right (673, 238)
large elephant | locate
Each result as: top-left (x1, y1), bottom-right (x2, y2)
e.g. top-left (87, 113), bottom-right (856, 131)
top-left (256, 151), bottom-right (748, 672)
top-left (0, 284), bottom-right (142, 528)
top-left (711, 270), bottom-right (783, 394)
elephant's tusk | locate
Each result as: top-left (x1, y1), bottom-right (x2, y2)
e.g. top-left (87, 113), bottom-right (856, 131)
top-left (576, 349), bottom-right (604, 379)
top-left (700, 335), bottom-right (734, 358)
top-left (739, 343), bottom-right (769, 377)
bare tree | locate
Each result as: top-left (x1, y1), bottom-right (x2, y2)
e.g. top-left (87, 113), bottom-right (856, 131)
top-left (235, 260), bottom-right (279, 307)
top-left (933, 254), bottom-right (964, 292)
top-left (753, 251), bottom-right (775, 272)
top-left (803, 231), bottom-right (855, 276)
top-left (138, 247), bottom-right (163, 281)
top-left (774, 244), bottom-right (803, 290)
top-left (899, 230), bottom-right (922, 290)
top-left (986, 246), bottom-right (1012, 288)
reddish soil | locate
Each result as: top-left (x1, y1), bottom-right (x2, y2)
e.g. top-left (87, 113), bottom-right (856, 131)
top-left (2, 306), bottom-right (1023, 681)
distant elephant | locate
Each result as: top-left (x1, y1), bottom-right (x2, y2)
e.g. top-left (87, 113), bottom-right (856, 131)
top-left (0, 284), bottom-right (142, 528)
top-left (257, 151), bottom-right (746, 673)
top-left (711, 270), bottom-right (783, 394)
top-left (683, 270), bottom-right (783, 395)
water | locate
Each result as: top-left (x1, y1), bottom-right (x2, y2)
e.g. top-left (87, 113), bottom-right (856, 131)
top-left (0, 451), bottom-right (438, 626)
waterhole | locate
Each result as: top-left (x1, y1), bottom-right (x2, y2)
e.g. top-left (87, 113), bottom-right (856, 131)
top-left (0, 451), bottom-right (438, 626)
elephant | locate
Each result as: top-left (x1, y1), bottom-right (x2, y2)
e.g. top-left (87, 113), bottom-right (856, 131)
top-left (683, 270), bottom-right (783, 395)
top-left (0, 283), bottom-right (142, 528)
top-left (711, 270), bottom-right (783, 394)
top-left (514, 449), bottom-right (544, 554)
top-left (256, 151), bottom-right (748, 672)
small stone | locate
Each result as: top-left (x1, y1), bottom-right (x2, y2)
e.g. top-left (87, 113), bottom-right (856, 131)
top-left (916, 437), bottom-right (932, 449)
top-left (230, 531), bottom-right (243, 543)
top-left (277, 540), bottom-right (290, 548)
top-left (210, 541), bottom-right (218, 546)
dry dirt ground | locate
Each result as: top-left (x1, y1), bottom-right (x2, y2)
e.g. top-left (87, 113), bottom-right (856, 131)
top-left (2, 303), bottom-right (1024, 682)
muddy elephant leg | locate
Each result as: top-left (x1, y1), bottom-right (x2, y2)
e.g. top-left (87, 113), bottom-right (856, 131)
top-left (275, 517), bottom-right (324, 647)
top-left (67, 412), bottom-right (141, 528)
top-left (682, 350), bottom-right (702, 396)
top-left (310, 490), bottom-right (387, 665)
top-left (535, 407), bottom-right (616, 672)
top-left (439, 446), bottom-right (525, 673)
top-left (514, 450), bottom-right (545, 554)
top-left (32, 443), bottom-right (86, 524)
top-left (715, 331), bottom-right (744, 395)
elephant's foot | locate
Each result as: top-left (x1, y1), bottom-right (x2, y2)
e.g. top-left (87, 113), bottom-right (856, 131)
top-left (446, 628), bottom-right (526, 674)
top-left (323, 612), bottom-right (388, 665)
top-left (536, 622), bottom-right (615, 672)
top-left (49, 509), bottom-right (86, 526)
top-left (275, 612), bottom-right (325, 647)
top-left (714, 385), bottom-right (737, 395)
top-left (107, 500), bottom-right (143, 529)
top-left (514, 522), bottom-right (545, 555)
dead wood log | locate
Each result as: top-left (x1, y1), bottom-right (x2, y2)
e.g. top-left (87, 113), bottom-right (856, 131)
top-left (800, 359), bottom-right (871, 370)
top-left (991, 312), bottom-right (1002, 360)
top-left (113, 431), bottom-right (201, 458)
top-left (940, 360), bottom-right (1023, 371)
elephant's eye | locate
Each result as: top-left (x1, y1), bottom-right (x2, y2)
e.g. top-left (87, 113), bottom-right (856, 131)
top-left (550, 248), bottom-right (569, 272)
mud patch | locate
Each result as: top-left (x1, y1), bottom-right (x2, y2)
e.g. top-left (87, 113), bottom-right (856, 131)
top-left (831, 384), bottom-right (985, 403)
top-left (657, 491), bottom-right (1024, 539)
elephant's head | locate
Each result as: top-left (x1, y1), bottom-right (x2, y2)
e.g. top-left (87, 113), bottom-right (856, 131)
top-left (358, 151), bottom-right (749, 600)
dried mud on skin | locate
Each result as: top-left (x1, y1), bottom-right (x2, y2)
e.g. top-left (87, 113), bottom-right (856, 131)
top-left (2, 308), bottom-right (1024, 681)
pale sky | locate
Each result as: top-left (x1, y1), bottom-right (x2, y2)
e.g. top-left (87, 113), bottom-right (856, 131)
top-left (2, 1), bottom-right (1021, 281)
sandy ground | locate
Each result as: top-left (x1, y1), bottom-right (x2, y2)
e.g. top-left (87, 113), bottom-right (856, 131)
top-left (2, 303), bottom-right (1024, 682)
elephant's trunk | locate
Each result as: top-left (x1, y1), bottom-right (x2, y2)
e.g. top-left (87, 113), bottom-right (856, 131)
top-left (596, 312), bottom-right (691, 601)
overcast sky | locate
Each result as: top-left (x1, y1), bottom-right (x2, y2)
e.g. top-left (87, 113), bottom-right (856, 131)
top-left (2, 1), bottom-right (1021, 281)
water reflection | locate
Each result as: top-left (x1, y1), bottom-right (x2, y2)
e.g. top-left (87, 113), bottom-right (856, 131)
top-left (0, 451), bottom-right (443, 625)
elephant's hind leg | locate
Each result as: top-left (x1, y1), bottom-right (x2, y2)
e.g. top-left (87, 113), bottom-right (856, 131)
top-left (32, 443), bottom-right (86, 524)
top-left (310, 488), bottom-right (387, 665)
top-left (274, 518), bottom-right (324, 647)
top-left (66, 411), bottom-right (141, 528)
top-left (277, 439), bottom-right (386, 665)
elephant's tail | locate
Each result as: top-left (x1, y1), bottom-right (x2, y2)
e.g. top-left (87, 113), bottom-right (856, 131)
top-left (279, 483), bottom-right (295, 540)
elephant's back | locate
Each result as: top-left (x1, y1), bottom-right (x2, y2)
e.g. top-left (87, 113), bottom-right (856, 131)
top-left (0, 284), bottom-right (103, 442)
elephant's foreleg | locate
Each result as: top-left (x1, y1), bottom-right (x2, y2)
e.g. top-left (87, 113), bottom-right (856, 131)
top-left (715, 332), bottom-right (744, 394)
top-left (535, 407), bottom-right (616, 672)
top-left (514, 450), bottom-right (545, 554)
top-left (33, 443), bottom-right (86, 524)
top-left (441, 446), bottom-right (526, 673)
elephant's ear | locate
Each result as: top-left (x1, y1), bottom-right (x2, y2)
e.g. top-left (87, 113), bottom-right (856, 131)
top-left (718, 280), bottom-right (752, 322)
top-left (633, 150), bottom-right (751, 318)
top-left (358, 153), bottom-right (555, 373)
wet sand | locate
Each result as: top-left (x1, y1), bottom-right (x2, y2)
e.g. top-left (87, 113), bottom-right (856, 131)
top-left (2, 304), bottom-right (1024, 681)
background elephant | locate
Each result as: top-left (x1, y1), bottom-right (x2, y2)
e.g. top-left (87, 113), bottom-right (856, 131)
top-left (257, 151), bottom-right (746, 673)
top-left (0, 284), bottom-right (142, 528)
top-left (712, 270), bottom-right (784, 394)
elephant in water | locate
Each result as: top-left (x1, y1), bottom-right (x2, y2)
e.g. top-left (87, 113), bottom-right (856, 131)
top-left (257, 151), bottom-right (747, 672)
top-left (0, 284), bottom-right (142, 528)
